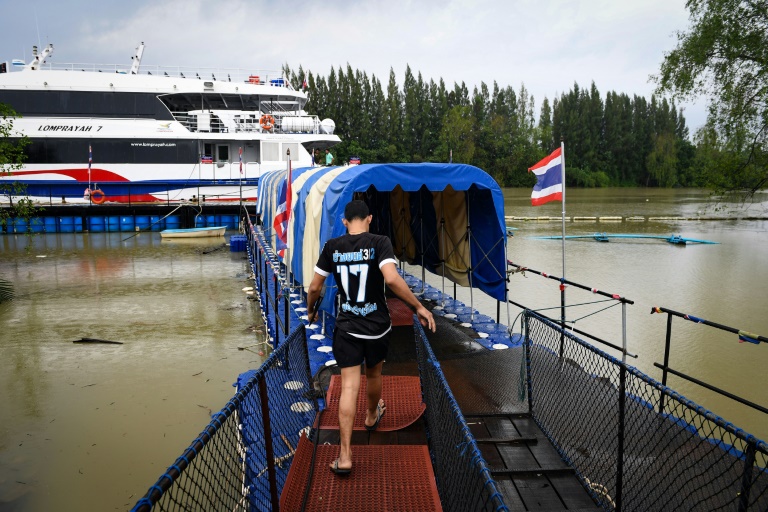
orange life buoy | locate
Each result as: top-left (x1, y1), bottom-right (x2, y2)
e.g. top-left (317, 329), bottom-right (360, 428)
top-left (260, 114), bottom-right (275, 131)
top-left (91, 189), bottom-right (106, 204)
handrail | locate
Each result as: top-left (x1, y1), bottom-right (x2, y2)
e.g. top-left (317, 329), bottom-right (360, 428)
top-left (651, 306), bottom-right (766, 416)
top-left (508, 260), bottom-right (634, 304)
top-left (650, 306), bottom-right (767, 343)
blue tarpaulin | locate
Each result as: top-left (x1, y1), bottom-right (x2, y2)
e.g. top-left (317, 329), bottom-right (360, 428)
top-left (259, 163), bottom-right (507, 314)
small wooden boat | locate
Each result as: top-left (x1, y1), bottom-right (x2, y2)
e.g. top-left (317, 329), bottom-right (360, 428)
top-left (160, 226), bottom-right (226, 239)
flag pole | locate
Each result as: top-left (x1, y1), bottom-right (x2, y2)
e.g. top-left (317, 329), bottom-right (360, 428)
top-left (559, 140), bottom-right (566, 360)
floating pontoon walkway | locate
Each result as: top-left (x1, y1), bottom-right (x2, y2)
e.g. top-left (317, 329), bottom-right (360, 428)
top-left (280, 368), bottom-right (441, 511)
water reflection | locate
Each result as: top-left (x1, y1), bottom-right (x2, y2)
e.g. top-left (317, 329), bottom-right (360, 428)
top-left (0, 231), bottom-right (264, 511)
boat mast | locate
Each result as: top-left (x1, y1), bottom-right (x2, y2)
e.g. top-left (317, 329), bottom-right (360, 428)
top-left (130, 42), bottom-right (145, 75)
top-left (26, 43), bottom-right (54, 71)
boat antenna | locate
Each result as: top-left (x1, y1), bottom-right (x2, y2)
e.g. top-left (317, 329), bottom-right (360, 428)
top-left (130, 42), bottom-right (145, 75)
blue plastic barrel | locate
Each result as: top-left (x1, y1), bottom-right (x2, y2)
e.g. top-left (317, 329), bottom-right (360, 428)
top-left (195, 216), bottom-right (206, 228)
top-left (135, 216), bottom-right (150, 231)
top-left (59, 216), bottom-right (74, 233)
top-left (29, 218), bottom-right (45, 233)
top-left (13, 218), bottom-right (28, 233)
top-left (44, 217), bottom-right (58, 233)
top-left (165, 215), bottom-right (180, 229)
top-left (88, 216), bottom-right (105, 233)
top-left (120, 216), bottom-right (135, 232)
top-left (73, 217), bottom-right (83, 233)
top-left (206, 215), bottom-right (216, 227)
top-left (107, 216), bottom-right (120, 232)
top-left (149, 215), bottom-right (162, 231)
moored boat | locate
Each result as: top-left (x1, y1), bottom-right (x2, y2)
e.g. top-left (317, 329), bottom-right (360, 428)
top-left (0, 43), bottom-right (339, 205)
top-left (160, 226), bottom-right (225, 238)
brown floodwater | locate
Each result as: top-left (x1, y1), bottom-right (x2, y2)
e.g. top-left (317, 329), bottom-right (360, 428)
top-left (0, 188), bottom-right (766, 511)
top-left (0, 232), bottom-right (265, 511)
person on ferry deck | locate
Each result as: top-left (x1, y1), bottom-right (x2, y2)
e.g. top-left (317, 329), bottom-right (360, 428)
top-left (306, 200), bottom-right (435, 476)
top-left (325, 149), bottom-right (334, 166)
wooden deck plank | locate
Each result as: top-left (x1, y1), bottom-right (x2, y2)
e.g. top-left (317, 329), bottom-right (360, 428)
top-left (493, 476), bottom-right (528, 510)
top-left (547, 473), bottom-right (601, 510)
top-left (368, 430), bottom-right (398, 445)
top-left (511, 416), bottom-right (570, 470)
top-left (477, 442), bottom-right (505, 469)
top-left (513, 474), bottom-right (566, 510)
top-left (484, 416), bottom-right (520, 438)
top-left (496, 443), bottom-right (539, 469)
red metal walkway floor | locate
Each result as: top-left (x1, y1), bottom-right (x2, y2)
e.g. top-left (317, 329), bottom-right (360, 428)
top-left (280, 436), bottom-right (442, 512)
top-left (281, 368), bottom-right (441, 511)
top-left (318, 375), bottom-right (426, 431)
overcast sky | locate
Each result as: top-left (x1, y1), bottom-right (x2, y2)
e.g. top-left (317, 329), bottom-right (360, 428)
top-left (0, 0), bottom-right (706, 131)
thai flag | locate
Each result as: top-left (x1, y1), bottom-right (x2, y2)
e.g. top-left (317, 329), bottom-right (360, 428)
top-left (88, 145), bottom-right (92, 170)
top-left (201, 155), bottom-right (213, 163)
top-left (239, 147), bottom-right (243, 174)
top-left (529, 147), bottom-right (563, 206)
top-left (273, 161), bottom-right (292, 257)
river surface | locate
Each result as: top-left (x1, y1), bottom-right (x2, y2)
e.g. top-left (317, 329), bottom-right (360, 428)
top-left (1, 188), bottom-right (767, 511)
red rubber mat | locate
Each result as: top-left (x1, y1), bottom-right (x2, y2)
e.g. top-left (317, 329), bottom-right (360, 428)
top-left (280, 435), bottom-right (443, 512)
top-left (318, 375), bottom-right (426, 431)
top-left (387, 297), bottom-right (415, 326)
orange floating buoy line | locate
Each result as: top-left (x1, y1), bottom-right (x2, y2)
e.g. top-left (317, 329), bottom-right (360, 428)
top-left (260, 114), bottom-right (275, 131)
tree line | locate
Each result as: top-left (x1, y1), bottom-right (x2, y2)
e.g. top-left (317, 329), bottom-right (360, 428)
top-left (282, 64), bottom-right (696, 188)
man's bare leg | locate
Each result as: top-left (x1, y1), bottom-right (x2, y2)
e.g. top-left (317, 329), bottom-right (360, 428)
top-left (364, 361), bottom-right (385, 428)
top-left (335, 365), bottom-right (362, 470)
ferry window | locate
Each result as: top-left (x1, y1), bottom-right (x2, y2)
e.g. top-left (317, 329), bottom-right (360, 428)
top-left (217, 145), bottom-right (229, 162)
top-left (281, 143), bottom-right (299, 161)
top-left (204, 144), bottom-right (213, 158)
top-left (262, 142), bottom-right (280, 161)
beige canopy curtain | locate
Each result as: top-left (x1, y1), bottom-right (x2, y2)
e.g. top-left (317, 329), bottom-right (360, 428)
top-left (389, 186), bottom-right (417, 263)
top-left (433, 186), bottom-right (470, 287)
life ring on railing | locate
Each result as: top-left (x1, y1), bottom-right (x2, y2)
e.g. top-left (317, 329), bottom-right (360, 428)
top-left (91, 189), bottom-right (106, 204)
top-left (260, 114), bottom-right (275, 131)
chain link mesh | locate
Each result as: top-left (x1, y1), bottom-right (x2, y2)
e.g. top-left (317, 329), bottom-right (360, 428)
top-left (414, 321), bottom-right (509, 512)
top-left (525, 310), bottom-right (768, 511)
top-left (132, 325), bottom-right (315, 511)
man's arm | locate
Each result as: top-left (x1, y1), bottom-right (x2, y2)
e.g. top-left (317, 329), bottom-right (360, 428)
top-left (306, 272), bottom-right (327, 323)
top-left (381, 263), bottom-right (436, 332)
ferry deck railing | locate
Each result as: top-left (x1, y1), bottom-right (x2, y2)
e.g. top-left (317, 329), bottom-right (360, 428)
top-left (524, 310), bottom-right (768, 512)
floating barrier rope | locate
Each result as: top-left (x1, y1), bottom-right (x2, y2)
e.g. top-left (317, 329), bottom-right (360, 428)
top-left (528, 233), bottom-right (720, 245)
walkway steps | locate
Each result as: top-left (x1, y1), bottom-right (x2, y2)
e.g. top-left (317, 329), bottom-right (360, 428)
top-left (467, 412), bottom-right (602, 511)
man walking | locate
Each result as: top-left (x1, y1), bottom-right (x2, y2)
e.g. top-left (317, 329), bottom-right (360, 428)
top-left (325, 148), bottom-right (334, 166)
top-left (307, 200), bottom-right (435, 475)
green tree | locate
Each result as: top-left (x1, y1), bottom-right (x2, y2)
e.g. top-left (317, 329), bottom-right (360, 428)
top-left (1, 103), bottom-right (37, 234)
top-left (655, 0), bottom-right (768, 193)
top-left (439, 105), bottom-right (475, 163)
top-left (647, 132), bottom-right (680, 187)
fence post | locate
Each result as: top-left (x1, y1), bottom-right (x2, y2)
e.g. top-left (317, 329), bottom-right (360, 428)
top-left (258, 376), bottom-right (280, 511)
top-left (524, 312), bottom-right (534, 414)
top-left (737, 440), bottom-right (757, 512)
top-left (273, 266), bottom-right (280, 346)
top-left (284, 283), bottom-right (289, 338)
top-left (615, 365), bottom-right (626, 512)
top-left (659, 313), bottom-right (673, 415)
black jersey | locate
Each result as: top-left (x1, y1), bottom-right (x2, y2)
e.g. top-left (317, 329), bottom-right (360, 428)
top-left (315, 232), bottom-right (397, 338)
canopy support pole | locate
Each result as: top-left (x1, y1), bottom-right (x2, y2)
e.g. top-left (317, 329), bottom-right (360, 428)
top-left (466, 191), bottom-right (475, 323)
top-left (419, 190), bottom-right (425, 294)
top-left (440, 193), bottom-right (446, 307)
top-left (400, 187), bottom-right (406, 271)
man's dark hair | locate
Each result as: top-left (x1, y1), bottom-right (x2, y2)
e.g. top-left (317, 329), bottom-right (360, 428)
top-left (344, 200), bottom-right (369, 221)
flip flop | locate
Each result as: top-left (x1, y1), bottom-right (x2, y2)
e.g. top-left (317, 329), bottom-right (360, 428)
top-left (329, 458), bottom-right (352, 476)
top-left (365, 400), bottom-right (386, 431)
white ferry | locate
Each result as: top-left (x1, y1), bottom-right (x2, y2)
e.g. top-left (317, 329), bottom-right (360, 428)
top-left (0, 43), bottom-right (339, 204)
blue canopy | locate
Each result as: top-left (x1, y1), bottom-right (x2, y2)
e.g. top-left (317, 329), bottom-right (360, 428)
top-left (264, 163), bottom-right (508, 314)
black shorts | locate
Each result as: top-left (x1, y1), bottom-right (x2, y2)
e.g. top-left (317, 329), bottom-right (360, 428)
top-left (332, 328), bottom-right (390, 369)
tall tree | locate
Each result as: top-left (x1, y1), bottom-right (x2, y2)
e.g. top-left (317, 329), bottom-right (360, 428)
top-left (656, 0), bottom-right (768, 193)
